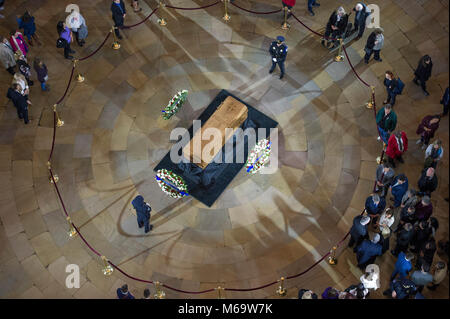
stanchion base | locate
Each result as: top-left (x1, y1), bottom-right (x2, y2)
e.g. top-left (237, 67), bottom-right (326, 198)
top-left (281, 23), bottom-right (290, 30)
top-left (276, 287), bottom-right (287, 296)
top-left (112, 42), bottom-right (121, 50)
top-left (56, 119), bottom-right (64, 127)
top-left (102, 265), bottom-right (114, 276)
top-left (365, 102), bottom-right (374, 109)
top-left (334, 55), bottom-right (344, 62)
top-left (76, 74), bottom-right (85, 83)
top-left (50, 174), bottom-right (59, 184)
top-left (328, 257), bottom-right (338, 265)
top-left (223, 14), bottom-right (231, 21)
top-left (158, 18), bottom-right (167, 26)
top-left (68, 229), bottom-right (78, 238)
top-left (154, 291), bottom-right (166, 299)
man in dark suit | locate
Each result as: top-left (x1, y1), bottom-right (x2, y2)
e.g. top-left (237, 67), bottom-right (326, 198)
top-left (356, 234), bottom-right (383, 270)
top-left (6, 83), bottom-right (29, 124)
top-left (111, 0), bottom-right (126, 40)
top-left (132, 195), bottom-right (153, 233)
top-left (348, 215), bottom-right (370, 250)
top-left (364, 193), bottom-right (385, 225)
top-left (391, 223), bottom-right (414, 256)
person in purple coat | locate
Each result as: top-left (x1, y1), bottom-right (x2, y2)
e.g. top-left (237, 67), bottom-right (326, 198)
top-left (33, 57), bottom-right (49, 91)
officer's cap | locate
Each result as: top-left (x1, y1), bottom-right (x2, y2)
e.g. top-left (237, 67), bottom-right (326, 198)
top-left (276, 36), bottom-right (285, 43)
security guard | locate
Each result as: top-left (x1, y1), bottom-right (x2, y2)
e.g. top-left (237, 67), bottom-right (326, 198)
top-left (269, 36), bottom-right (288, 79)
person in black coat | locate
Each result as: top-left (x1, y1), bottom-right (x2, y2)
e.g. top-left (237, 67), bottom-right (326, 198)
top-left (383, 278), bottom-right (417, 299)
top-left (352, 2), bottom-right (371, 39)
top-left (413, 55), bottom-right (433, 96)
top-left (364, 193), bottom-right (385, 225)
top-left (131, 195), bottom-right (153, 233)
top-left (410, 220), bottom-right (432, 253)
top-left (417, 167), bottom-right (438, 196)
top-left (321, 7), bottom-right (349, 49)
top-left (269, 36), bottom-right (288, 79)
top-left (111, 0), bottom-right (126, 40)
top-left (383, 71), bottom-right (400, 106)
top-left (395, 206), bottom-right (416, 233)
top-left (348, 215), bottom-right (370, 250)
top-left (416, 238), bottom-right (436, 270)
top-left (6, 83), bottom-right (29, 124)
top-left (364, 28), bottom-right (384, 63)
top-left (391, 223), bottom-right (414, 256)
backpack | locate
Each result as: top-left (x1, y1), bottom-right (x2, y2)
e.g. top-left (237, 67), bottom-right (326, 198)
top-left (56, 38), bottom-right (66, 48)
top-left (395, 78), bottom-right (405, 95)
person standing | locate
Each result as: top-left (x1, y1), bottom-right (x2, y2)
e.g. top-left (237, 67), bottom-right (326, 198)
top-left (440, 86), bottom-right (449, 116)
top-left (57, 21), bottom-right (75, 60)
top-left (383, 278), bottom-right (417, 299)
top-left (348, 215), bottom-right (370, 250)
top-left (390, 251), bottom-right (414, 280)
top-left (427, 261), bottom-right (447, 291)
top-left (416, 114), bottom-right (440, 149)
top-left (411, 263), bottom-right (433, 293)
top-left (395, 205), bottom-right (416, 233)
top-left (416, 239), bottom-right (436, 271)
top-left (413, 55), bottom-right (433, 96)
top-left (424, 139), bottom-right (444, 169)
top-left (360, 264), bottom-right (380, 292)
top-left (355, 234), bottom-right (383, 270)
top-left (132, 195), bottom-right (153, 233)
top-left (117, 284), bottom-right (135, 299)
top-left (321, 7), bottom-right (348, 49)
top-left (410, 220), bottom-right (432, 253)
top-left (16, 11), bottom-right (39, 46)
top-left (33, 57), bottom-right (49, 91)
top-left (375, 104), bottom-right (397, 145)
top-left (415, 195), bottom-right (433, 221)
top-left (364, 193), bottom-right (385, 224)
top-left (0, 36), bottom-right (16, 75)
top-left (377, 208), bottom-right (395, 253)
top-left (391, 223), bottom-right (414, 256)
top-left (307, 0), bottom-right (320, 16)
top-left (383, 71), bottom-right (403, 106)
top-left (269, 36), bottom-right (288, 80)
top-left (389, 174), bottom-right (408, 208)
top-left (66, 8), bottom-right (88, 47)
top-left (374, 160), bottom-right (395, 197)
top-left (353, 2), bottom-right (371, 40)
top-left (6, 83), bottom-right (30, 124)
top-left (417, 168), bottom-right (438, 197)
top-left (9, 30), bottom-right (28, 58)
top-left (400, 189), bottom-right (419, 210)
top-left (386, 131), bottom-right (408, 168)
top-left (111, 0), bottom-right (126, 40)
top-left (364, 28), bottom-right (383, 63)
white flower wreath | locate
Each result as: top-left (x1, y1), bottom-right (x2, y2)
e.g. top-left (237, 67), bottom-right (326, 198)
top-left (155, 169), bottom-right (189, 198)
top-left (246, 139), bottom-right (271, 174)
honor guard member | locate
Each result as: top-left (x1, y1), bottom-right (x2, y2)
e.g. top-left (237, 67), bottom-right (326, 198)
top-left (269, 36), bottom-right (288, 79)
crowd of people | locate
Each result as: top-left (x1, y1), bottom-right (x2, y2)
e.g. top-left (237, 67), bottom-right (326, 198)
top-left (0, 1), bottom-right (447, 300)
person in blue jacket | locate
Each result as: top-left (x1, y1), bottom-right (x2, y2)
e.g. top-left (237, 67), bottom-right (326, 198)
top-left (364, 193), bottom-right (385, 225)
top-left (389, 174), bottom-right (408, 207)
top-left (356, 234), bottom-right (383, 270)
top-left (390, 251), bottom-right (414, 281)
top-left (383, 278), bottom-right (417, 299)
top-left (117, 284), bottom-right (135, 299)
top-left (16, 11), bottom-right (38, 46)
top-left (132, 195), bottom-right (153, 233)
top-left (348, 215), bottom-right (370, 250)
top-left (269, 36), bottom-right (288, 79)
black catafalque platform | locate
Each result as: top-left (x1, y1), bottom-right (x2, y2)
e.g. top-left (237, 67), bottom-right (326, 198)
top-left (154, 90), bottom-right (278, 207)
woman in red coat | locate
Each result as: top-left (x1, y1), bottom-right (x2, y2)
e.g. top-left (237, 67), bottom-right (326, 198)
top-left (386, 131), bottom-right (408, 168)
top-left (416, 115), bottom-right (440, 149)
top-left (282, 0), bottom-right (296, 19)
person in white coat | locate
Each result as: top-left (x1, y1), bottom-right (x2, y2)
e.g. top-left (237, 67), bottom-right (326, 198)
top-left (66, 9), bottom-right (88, 46)
top-left (360, 263), bottom-right (380, 292)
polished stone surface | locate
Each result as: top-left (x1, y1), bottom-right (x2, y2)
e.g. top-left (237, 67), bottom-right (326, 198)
top-left (0, 0), bottom-right (448, 299)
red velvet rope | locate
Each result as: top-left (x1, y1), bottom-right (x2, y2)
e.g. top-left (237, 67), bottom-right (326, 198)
top-left (291, 13), bottom-right (338, 41)
top-left (342, 45), bottom-right (371, 88)
top-left (124, 7), bottom-right (159, 28)
top-left (166, 1), bottom-right (221, 10)
top-left (43, 3), bottom-right (386, 296)
top-left (230, 1), bottom-right (282, 14)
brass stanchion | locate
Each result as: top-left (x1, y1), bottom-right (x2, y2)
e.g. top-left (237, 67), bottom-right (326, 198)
top-left (47, 161), bottom-right (59, 184)
top-left (365, 86), bottom-right (375, 109)
top-left (276, 277), bottom-right (287, 296)
top-left (101, 256), bottom-right (114, 275)
top-left (328, 246), bottom-right (338, 265)
top-left (53, 104), bottom-right (64, 127)
top-left (111, 27), bottom-right (121, 50)
top-left (281, 7), bottom-right (290, 30)
top-left (66, 216), bottom-right (78, 238)
top-left (153, 281), bottom-right (166, 299)
top-left (222, 0), bottom-right (231, 21)
top-left (334, 38), bottom-right (344, 62)
top-left (158, 1), bottom-right (167, 26)
top-left (215, 286), bottom-right (225, 299)
top-left (73, 60), bottom-right (84, 83)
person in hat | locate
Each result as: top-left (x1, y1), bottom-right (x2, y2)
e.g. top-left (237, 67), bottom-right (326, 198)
top-left (348, 215), bottom-right (370, 250)
top-left (131, 195), bottom-right (153, 233)
top-left (321, 287), bottom-right (340, 299)
top-left (269, 36), bottom-right (288, 79)
top-left (391, 223), bottom-right (414, 256)
top-left (364, 28), bottom-right (384, 63)
top-left (355, 233), bottom-right (383, 270)
top-left (353, 2), bottom-right (371, 39)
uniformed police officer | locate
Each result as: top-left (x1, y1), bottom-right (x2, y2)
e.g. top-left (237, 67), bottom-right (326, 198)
top-left (269, 36), bottom-right (288, 79)
top-left (132, 195), bottom-right (153, 233)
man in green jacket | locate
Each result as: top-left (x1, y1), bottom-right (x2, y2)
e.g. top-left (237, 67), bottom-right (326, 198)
top-left (376, 104), bottom-right (397, 144)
